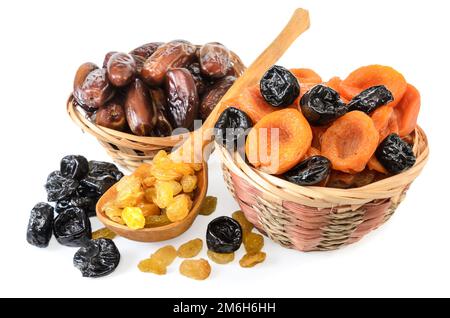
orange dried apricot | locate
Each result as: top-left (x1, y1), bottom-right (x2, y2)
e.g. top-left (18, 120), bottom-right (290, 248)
top-left (290, 68), bottom-right (322, 84)
top-left (394, 84), bottom-right (420, 137)
top-left (246, 108), bottom-right (312, 174)
top-left (326, 169), bottom-right (377, 189)
top-left (367, 156), bottom-right (388, 174)
top-left (371, 105), bottom-right (399, 141)
top-left (324, 77), bottom-right (349, 103)
top-left (321, 111), bottom-right (379, 173)
top-left (305, 146), bottom-right (321, 158)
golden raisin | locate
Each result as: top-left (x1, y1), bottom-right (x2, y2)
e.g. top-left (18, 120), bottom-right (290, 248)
top-left (122, 207), bottom-right (145, 229)
top-left (243, 232), bottom-right (264, 254)
top-left (179, 259), bottom-right (211, 280)
top-left (166, 194), bottom-right (192, 222)
top-left (199, 196), bottom-right (217, 216)
top-left (154, 181), bottom-right (174, 208)
top-left (152, 245), bottom-right (177, 266)
top-left (150, 165), bottom-right (182, 181)
top-left (133, 163), bottom-right (153, 180)
top-left (137, 203), bottom-right (160, 217)
top-left (142, 176), bottom-right (156, 188)
top-left (207, 250), bottom-right (235, 264)
top-left (177, 238), bottom-right (203, 258)
top-left (232, 210), bottom-right (254, 233)
top-left (92, 227), bottom-right (116, 240)
top-left (239, 252), bottom-right (266, 268)
top-left (144, 187), bottom-right (156, 203)
top-left (145, 214), bottom-right (171, 228)
top-left (181, 175), bottom-right (198, 193)
top-left (103, 203), bottom-right (125, 224)
top-left (115, 175), bottom-right (144, 207)
top-left (191, 163), bottom-right (203, 171)
top-left (153, 150), bottom-right (168, 164)
top-left (138, 258), bottom-right (166, 275)
top-left (170, 161), bottom-right (194, 176)
top-left (168, 180), bottom-right (183, 195)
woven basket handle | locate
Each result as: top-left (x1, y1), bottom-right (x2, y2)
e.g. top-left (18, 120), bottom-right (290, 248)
top-left (172, 8), bottom-right (310, 161)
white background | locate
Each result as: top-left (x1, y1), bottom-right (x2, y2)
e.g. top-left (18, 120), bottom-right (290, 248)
top-left (0, 0), bottom-right (449, 298)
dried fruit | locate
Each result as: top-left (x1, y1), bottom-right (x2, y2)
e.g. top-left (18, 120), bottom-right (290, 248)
top-left (76, 68), bottom-right (114, 110)
top-left (26, 203), bottom-right (54, 248)
top-left (144, 214), bottom-right (171, 228)
top-left (214, 107), bottom-right (252, 150)
top-left (60, 155), bottom-right (89, 180)
top-left (138, 258), bottom-right (166, 275)
top-left (347, 85), bottom-right (394, 114)
top-left (199, 42), bottom-right (232, 78)
top-left (245, 108), bottom-right (312, 174)
top-left (300, 84), bottom-right (347, 125)
top-left (138, 203), bottom-right (160, 217)
top-left (166, 194), bottom-right (192, 222)
top-left (207, 216), bottom-right (243, 253)
top-left (153, 245), bottom-right (177, 266)
top-left (200, 76), bottom-right (236, 120)
top-left (187, 62), bottom-right (210, 95)
top-left (177, 238), bottom-right (203, 258)
top-left (180, 175), bottom-right (197, 193)
top-left (95, 101), bottom-right (127, 131)
top-left (149, 88), bottom-right (173, 137)
top-left (73, 238), bottom-right (120, 278)
top-left (80, 161), bottom-right (123, 197)
top-left (231, 211), bottom-right (253, 234)
top-left (207, 250), bottom-right (235, 264)
top-left (260, 65), bottom-right (300, 107)
top-left (103, 202), bottom-right (124, 224)
top-left (130, 42), bottom-right (163, 59)
top-left (45, 171), bottom-right (79, 202)
top-left (228, 85), bottom-right (277, 123)
top-left (375, 133), bottom-right (416, 174)
top-left (124, 78), bottom-right (155, 136)
top-left (115, 175), bottom-right (144, 208)
top-left (199, 196), bottom-right (217, 216)
top-left (239, 252), bottom-right (266, 268)
top-left (371, 105), bottom-right (399, 141)
top-left (53, 207), bottom-right (92, 247)
top-left (56, 194), bottom-right (97, 217)
top-left (88, 161), bottom-right (123, 182)
top-left (92, 227), bottom-right (116, 240)
top-left (321, 111), bottom-right (379, 173)
top-left (243, 232), bottom-right (264, 254)
top-left (367, 156), bottom-right (389, 174)
top-left (283, 155), bottom-right (331, 186)
top-left (290, 68), bottom-right (322, 84)
top-left (122, 207), bottom-right (145, 230)
top-left (106, 52), bottom-right (136, 87)
top-left (394, 84), bottom-right (420, 137)
top-left (179, 259), bottom-right (211, 280)
top-left (326, 169), bottom-right (377, 189)
top-left (154, 181), bottom-right (175, 208)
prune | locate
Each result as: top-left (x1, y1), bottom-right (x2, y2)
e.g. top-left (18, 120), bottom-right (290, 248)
top-left (239, 252), bottom-right (266, 268)
top-left (207, 250), bottom-right (234, 264)
top-left (80, 175), bottom-right (116, 197)
top-left (165, 68), bottom-right (199, 129)
top-left (107, 52), bottom-right (137, 87)
top-left (199, 196), bottom-right (217, 216)
top-left (231, 210), bottom-right (253, 234)
top-left (348, 85), bottom-right (394, 114)
top-left (55, 194), bottom-right (97, 217)
top-left (122, 207), bottom-right (145, 229)
top-left (26, 203), bottom-right (54, 248)
top-left (76, 68), bottom-right (115, 110)
top-left (92, 227), bottom-right (116, 240)
top-left (375, 133), bottom-right (416, 174)
top-left (206, 216), bottom-right (243, 253)
top-left (283, 155), bottom-right (331, 186)
top-left (199, 42), bottom-right (232, 78)
top-left (260, 65), bottom-right (300, 107)
top-left (177, 238), bottom-right (203, 258)
top-left (200, 76), bottom-right (236, 120)
top-left (187, 62), bottom-right (210, 95)
top-left (130, 42), bottom-right (163, 59)
top-left (243, 232), bottom-right (264, 254)
top-left (95, 101), bottom-right (127, 131)
top-left (214, 107), bottom-right (252, 149)
top-left (179, 259), bottom-right (211, 280)
top-left (45, 171), bottom-right (79, 202)
top-left (125, 78), bottom-right (155, 136)
top-left (54, 207), bottom-right (92, 247)
top-left (88, 161), bottom-right (123, 181)
top-left (102, 51), bottom-right (118, 68)
top-left (73, 238), bottom-right (120, 278)
top-left (60, 155), bottom-right (89, 180)
top-left (141, 41), bottom-right (196, 86)
top-left (149, 88), bottom-right (173, 137)
top-left (300, 85), bottom-right (348, 125)
top-left (166, 194), bottom-right (192, 222)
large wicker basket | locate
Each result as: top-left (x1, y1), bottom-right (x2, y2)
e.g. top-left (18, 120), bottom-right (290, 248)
top-left (218, 127), bottom-right (429, 251)
top-left (67, 50), bottom-right (245, 171)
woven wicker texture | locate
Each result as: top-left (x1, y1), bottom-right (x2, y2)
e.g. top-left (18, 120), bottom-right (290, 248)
top-left (219, 127), bottom-right (428, 251)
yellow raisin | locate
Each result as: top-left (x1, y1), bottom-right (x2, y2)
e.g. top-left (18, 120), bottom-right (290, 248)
top-left (142, 176), bottom-right (156, 188)
top-left (151, 165), bottom-right (182, 181)
top-left (181, 175), bottom-right (198, 193)
top-left (239, 252), bottom-right (266, 268)
top-left (191, 163), bottom-right (203, 171)
top-left (122, 207), bottom-right (145, 229)
top-left (145, 214), bottom-right (171, 228)
top-left (169, 161), bottom-right (194, 176)
top-left (133, 163), bottom-right (153, 180)
top-left (92, 227), bottom-right (117, 240)
top-left (103, 204), bottom-right (125, 224)
top-left (179, 259), bottom-right (211, 280)
top-left (152, 245), bottom-right (177, 266)
top-left (177, 238), bottom-right (203, 258)
top-left (243, 232), bottom-right (264, 254)
top-left (138, 203), bottom-right (160, 217)
top-left (138, 258), bottom-right (167, 275)
top-left (166, 194), bottom-right (192, 222)
top-left (144, 187), bottom-right (156, 203)
top-left (232, 210), bottom-right (254, 234)
top-left (199, 196), bottom-right (218, 216)
top-left (153, 150), bottom-right (168, 165)
top-left (207, 250), bottom-right (235, 264)
top-left (154, 181), bottom-right (174, 208)
top-left (115, 176), bottom-right (144, 208)
top-left (167, 180), bottom-right (183, 195)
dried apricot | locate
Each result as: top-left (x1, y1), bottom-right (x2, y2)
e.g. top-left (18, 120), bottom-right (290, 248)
top-left (243, 232), bottom-right (264, 254)
top-left (179, 259), bottom-right (211, 280)
top-left (326, 169), bottom-right (377, 189)
top-left (92, 227), bottom-right (116, 240)
top-left (290, 68), bottom-right (322, 84)
top-left (177, 238), bottom-right (203, 258)
top-left (122, 207), bottom-right (145, 229)
top-left (321, 111), bottom-right (379, 173)
top-left (246, 108), bottom-right (312, 174)
top-left (394, 84), bottom-right (420, 137)
top-left (239, 252), bottom-right (266, 268)
top-left (207, 250), bottom-right (235, 264)
top-left (199, 196), bottom-right (218, 216)
top-left (305, 147), bottom-right (321, 157)
top-left (367, 156), bottom-right (388, 174)
top-left (180, 175), bottom-right (197, 193)
top-left (232, 210), bottom-right (253, 234)
top-left (166, 194), bottom-right (192, 222)
top-left (371, 105), bottom-right (399, 141)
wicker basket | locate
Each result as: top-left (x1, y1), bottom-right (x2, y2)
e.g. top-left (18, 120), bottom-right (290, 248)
top-left (67, 51), bottom-right (245, 172)
top-left (218, 127), bottom-right (429, 251)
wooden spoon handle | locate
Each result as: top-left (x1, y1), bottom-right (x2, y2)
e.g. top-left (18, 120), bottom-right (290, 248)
top-left (173, 8), bottom-right (310, 160)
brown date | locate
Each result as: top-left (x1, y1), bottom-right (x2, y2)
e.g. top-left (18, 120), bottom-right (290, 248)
top-left (187, 62), bottom-right (210, 96)
top-left (102, 51), bottom-right (118, 68)
top-left (149, 88), bottom-right (173, 137)
top-left (73, 62), bottom-right (98, 92)
top-left (199, 42), bottom-right (232, 78)
top-left (107, 53), bottom-right (137, 87)
top-left (165, 68), bottom-right (199, 130)
top-left (95, 100), bottom-right (127, 131)
top-left (141, 41), bottom-right (196, 86)
top-left (130, 42), bottom-right (163, 59)
top-left (200, 76), bottom-right (236, 120)
top-left (76, 68), bottom-right (114, 110)
top-left (131, 54), bottom-right (146, 74)
top-left (124, 78), bottom-right (155, 136)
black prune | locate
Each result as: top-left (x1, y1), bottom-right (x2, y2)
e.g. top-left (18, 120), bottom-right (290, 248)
top-left (348, 85), bottom-right (394, 114)
top-left (73, 238), bottom-right (120, 278)
top-left (88, 161), bottom-right (123, 181)
top-left (26, 203), bottom-right (54, 248)
top-left (56, 194), bottom-right (97, 218)
top-left (80, 175), bottom-right (116, 197)
top-left (283, 155), bottom-right (331, 186)
top-left (60, 155), bottom-right (89, 180)
top-left (300, 85), bottom-right (348, 125)
top-left (53, 207), bottom-right (92, 247)
top-left (206, 216), bottom-right (243, 253)
top-left (375, 133), bottom-right (416, 174)
top-left (214, 107), bottom-right (252, 150)
top-left (260, 65), bottom-right (300, 107)
top-left (45, 171), bottom-right (79, 202)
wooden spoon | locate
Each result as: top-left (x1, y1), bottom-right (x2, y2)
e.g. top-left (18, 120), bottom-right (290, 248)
top-left (96, 8), bottom-right (310, 242)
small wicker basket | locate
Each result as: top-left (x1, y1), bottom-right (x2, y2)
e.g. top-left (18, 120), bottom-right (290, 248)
top-left (218, 127), bottom-right (429, 252)
top-left (67, 51), bottom-right (245, 171)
